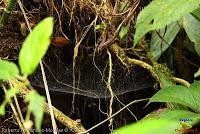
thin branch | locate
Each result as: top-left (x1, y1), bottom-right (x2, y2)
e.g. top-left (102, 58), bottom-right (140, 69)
top-left (82, 98), bottom-right (149, 134)
top-left (2, 86), bottom-right (27, 134)
top-left (9, 81), bottom-right (27, 132)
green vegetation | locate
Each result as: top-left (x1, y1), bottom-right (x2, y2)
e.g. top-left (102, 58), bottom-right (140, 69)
top-left (1, 0), bottom-right (200, 134)
top-left (114, 0), bottom-right (200, 133)
top-left (0, 17), bottom-right (53, 132)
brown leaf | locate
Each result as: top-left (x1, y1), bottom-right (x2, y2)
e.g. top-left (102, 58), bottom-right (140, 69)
top-left (51, 36), bottom-right (70, 46)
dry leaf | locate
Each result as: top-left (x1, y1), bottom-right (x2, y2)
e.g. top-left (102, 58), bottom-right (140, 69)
top-left (51, 36), bottom-right (70, 46)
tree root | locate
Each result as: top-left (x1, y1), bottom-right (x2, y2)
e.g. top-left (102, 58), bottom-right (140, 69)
top-left (106, 49), bottom-right (114, 127)
top-left (109, 43), bottom-right (191, 88)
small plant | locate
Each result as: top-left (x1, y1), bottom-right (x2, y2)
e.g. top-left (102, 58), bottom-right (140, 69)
top-left (114, 0), bottom-right (200, 133)
top-left (0, 17), bottom-right (53, 132)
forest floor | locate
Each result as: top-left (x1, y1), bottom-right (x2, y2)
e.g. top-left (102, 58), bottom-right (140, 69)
top-left (0, 0), bottom-right (180, 133)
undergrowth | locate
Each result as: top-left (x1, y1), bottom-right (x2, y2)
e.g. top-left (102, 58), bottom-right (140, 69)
top-left (0, 0), bottom-right (200, 134)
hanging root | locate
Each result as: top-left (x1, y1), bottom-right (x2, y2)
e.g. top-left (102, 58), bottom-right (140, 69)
top-left (106, 49), bottom-right (114, 128)
top-left (72, 16), bottom-right (98, 111)
top-left (172, 77), bottom-right (190, 87)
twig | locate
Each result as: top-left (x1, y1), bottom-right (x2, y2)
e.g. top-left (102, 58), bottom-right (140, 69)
top-left (40, 61), bottom-right (58, 133)
top-left (82, 98), bottom-right (149, 134)
top-left (9, 81), bottom-right (27, 133)
top-left (114, 96), bottom-right (138, 121)
top-left (2, 86), bottom-right (27, 134)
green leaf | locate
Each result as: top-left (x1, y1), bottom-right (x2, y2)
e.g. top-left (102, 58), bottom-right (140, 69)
top-left (0, 88), bottom-right (19, 116)
top-left (119, 26), bottom-right (128, 40)
top-left (191, 7), bottom-right (200, 21)
top-left (113, 119), bottom-right (181, 134)
top-left (5, 88), bottom-right (19, 102)
top-left (150, 81), bottom-right (200, 113)
top-left (0, 60), bottom-right (19, 80)
top-left (133, 0), bottom-right (200, 46)
top-left (19, 17), bottom-right (54, 75)
top-left (159, 110), bottom-right (200, 127)
top-left (149, 22), bottom-right (180, 60)
top-left (0, 102), bottom-right (6, 116)
top-left (25, 91), bottom-right (45, 130)
top-left (94, 22), bottom-right (106, 31)
top-left (194, 68), bottom-right (200, 78)
top-left (183, 14), bottom-right (200, 56)
top-left (144, 109), bottom-right (200, 128)
top-left (183, 38), bottom-right (197, 54)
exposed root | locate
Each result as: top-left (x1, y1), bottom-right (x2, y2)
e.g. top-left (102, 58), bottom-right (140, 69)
top-left (109, 43), bottom-right (191, 88)
top-left (69, 0), bottom-right (77, 25)
top-left (106, 49), bottom-right (114, 127)
top-left (72, 16), bottom-right (98, 111)
top-left (98, 0), bottom-right (140, 51)
top-left (172, 77), bottom-right (190, 87)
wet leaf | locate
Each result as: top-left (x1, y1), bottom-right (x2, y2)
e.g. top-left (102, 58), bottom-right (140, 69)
top-left (5, 88), bottom-right (19, 101)
top-left (0, 103), bottom-right (6, 116)
top-left (158, 110), bottom-right (200, 127)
